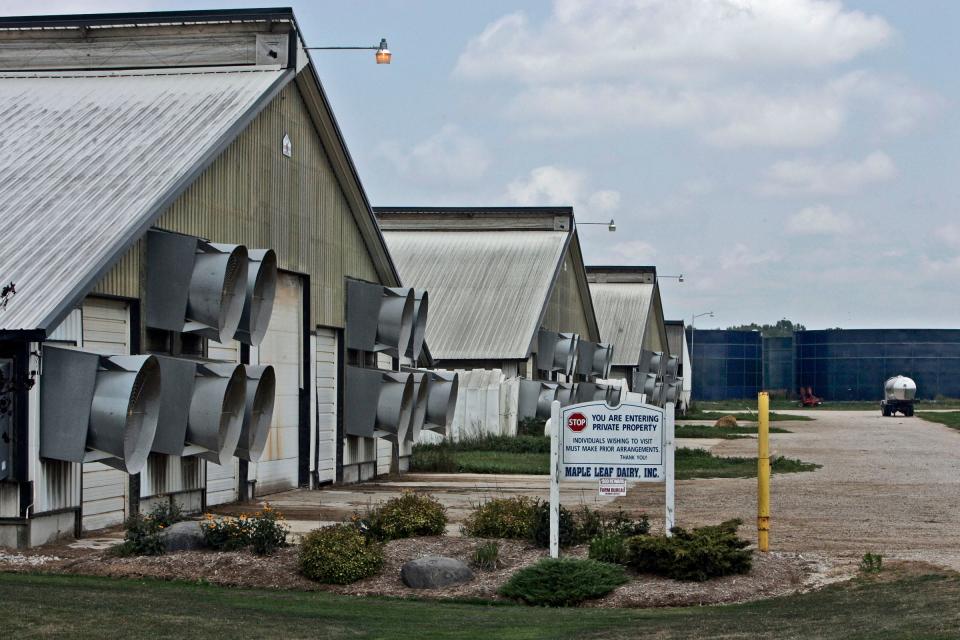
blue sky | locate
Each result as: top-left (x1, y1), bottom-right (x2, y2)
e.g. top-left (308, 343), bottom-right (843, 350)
top-left (7, 1), bottom-right (960, 330)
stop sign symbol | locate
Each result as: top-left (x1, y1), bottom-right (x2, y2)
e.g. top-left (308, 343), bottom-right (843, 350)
top-left (567, 412), bottom-right (588, 432)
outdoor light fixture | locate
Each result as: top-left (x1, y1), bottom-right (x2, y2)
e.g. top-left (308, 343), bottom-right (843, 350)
top-left (660, 273), bottom-right (684, 283)
top-left (576, 219), bottom-right (617, 232)
top-left (305, 38), bottom-right (392, 64)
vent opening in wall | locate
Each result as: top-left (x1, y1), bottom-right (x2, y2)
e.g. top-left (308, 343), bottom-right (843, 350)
top-left (282, 133), bottom-right (292, 157)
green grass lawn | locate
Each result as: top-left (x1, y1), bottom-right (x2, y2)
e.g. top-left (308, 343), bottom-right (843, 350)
top-left (2, 570), bottom-right (958, 639)
top-left (917, 411), bottom-right (960, 430)
top-left (681, 409), bottom-right (812, 422)
top-left (674, 424), bottom-right (790, 439)
top-left (411, 443), bottom-right (818, 479)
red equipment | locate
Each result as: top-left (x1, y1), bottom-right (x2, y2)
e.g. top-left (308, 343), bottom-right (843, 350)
top-left (798, 386), bottom-right (822, 407)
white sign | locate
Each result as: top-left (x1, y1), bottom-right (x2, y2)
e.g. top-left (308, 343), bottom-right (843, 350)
top-left (561, 401), bottom-right (665, 482)
top-left (548, 400), bottom-right (675, 558)
top-left (599, 478), bottom-right (626, 497)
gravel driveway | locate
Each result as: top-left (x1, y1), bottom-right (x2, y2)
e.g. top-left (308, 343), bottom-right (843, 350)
top-left (620, 410), bottom-right (960, 570)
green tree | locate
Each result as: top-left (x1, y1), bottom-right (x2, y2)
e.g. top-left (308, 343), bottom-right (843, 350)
top-left (727, 318), bottom-right (807, 337)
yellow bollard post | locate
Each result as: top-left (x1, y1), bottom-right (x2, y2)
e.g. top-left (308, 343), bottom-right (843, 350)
top-left (757, 391), bottom-right (770, 552)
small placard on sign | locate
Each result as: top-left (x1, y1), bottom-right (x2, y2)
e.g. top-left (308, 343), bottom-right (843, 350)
top-left (598, 478), bottom-right (626, 497)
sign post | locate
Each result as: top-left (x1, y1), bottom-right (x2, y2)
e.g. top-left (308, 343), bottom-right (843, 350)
top-left (549, 398), bottom-right (674, 553)
top-left (549, 400), bottom-right (561, 558)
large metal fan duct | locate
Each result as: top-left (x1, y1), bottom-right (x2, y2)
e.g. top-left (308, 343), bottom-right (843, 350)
top-left (186, 244), bottom-right (248, 343)
top-left (233, 249), bottom-right (278, 345)
top-left (150, 356), bottom-right (196, 456)
top-left (555, 382), bottom-right (575, 407)
top-left (535, 329), bottom-right (580, 376)
top-left (380, 288), bottom-right (415, 359)
top-left (343, 366), bottom-right (415, 442)
top-left (593, 343), bottom-right (614, 378)
top-left (88, 355), bottom-right (162, 473)
top-left (345, 280), bottom-right (416, 358)
top-left (422, 370), bottom-right (458, 434)
top-left (519, 379), bottom-right (559, 420)
top-left (236, 365), bottom-right (276, 462)
top-left (576, 341), bottom-right (597, 377)
top-left (406, 290), bottom-right (429, 362)
top-left (407, 372), bottom-right (431, 443)
top-left (186, 363), bottom-right (246, 465)
top-left (39, 347), bottom-right (160, 475)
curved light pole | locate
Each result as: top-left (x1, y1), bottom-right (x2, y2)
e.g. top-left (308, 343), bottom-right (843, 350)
top-left (305, 38), bottom-right (392, 64)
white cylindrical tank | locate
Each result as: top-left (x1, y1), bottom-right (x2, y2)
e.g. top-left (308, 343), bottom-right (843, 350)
top-left (884, 375), bottom-right (917, 402)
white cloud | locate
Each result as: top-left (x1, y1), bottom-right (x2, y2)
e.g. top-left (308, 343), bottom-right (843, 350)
top-left (786, 204), bottom-right (855, 235)
top-left (719, 243), bottom-right (781, 270)
top-left (455, 0), bottom-right (893, 82)
top-left (602, 240), bottom-right (658, 265)
top-left (377, 125), bottom-right (492, 187)
top-left (761, 151), bottom-right (896, 196)
top-left (504, 165), bottom-right (621, 218)
top-left (935, 224), bottom-right (960, 250)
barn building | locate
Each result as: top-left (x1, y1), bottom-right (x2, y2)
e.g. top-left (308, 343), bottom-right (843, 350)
top-left (0, 8), bottom-right (444, 548)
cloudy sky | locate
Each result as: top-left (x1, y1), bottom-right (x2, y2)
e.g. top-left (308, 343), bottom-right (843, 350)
top-left (7, 1), bottom-right (959, 329)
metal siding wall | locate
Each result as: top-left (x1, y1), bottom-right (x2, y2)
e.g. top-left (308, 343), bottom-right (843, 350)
top-left (687, 329), bottom-right (763, 401)
top-left (542, 249), bottom-right (593, 339)
top-left (794, 329), bottom-right (960, 400)
top-left (91, 82), bottom-right (382, 329)
top-left (80, 297), bottom-right (130, 532)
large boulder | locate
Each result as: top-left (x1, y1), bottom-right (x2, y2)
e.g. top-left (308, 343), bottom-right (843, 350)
top-left (159, 520), bottom-right (205, 552)
top-left (401, 556), bottom-right (474, 589)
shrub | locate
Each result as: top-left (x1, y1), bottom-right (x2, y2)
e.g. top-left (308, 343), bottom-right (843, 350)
top-left (603, 509), bottom-right (650, 538)
top-left (201, 514), bottom-right (253, 551)
top-left (472, 541), bottom-right (500, 570)
top-left (147, 500), bottom-right (183, 528)
top-left (200, 504), bottom-right (289, 555)
top-left (299, 524), bottom-right (384, 584)
top-left (462, 496), bottom-right (535, 539)
top-left (860, 552), bottom-right (883, 574)
top-left (119, 513), bottom-right (166, 556)
top-left (626, 519), bottom-right (752, 581)
top-left (529, 500), bottom-right (578, 548)
top-left (364, 492), bottom-right (447, 541)
top-left (248, 505), bottom-right (290, 555)
top-left (517, 416), bottom-right (547, 437)
top-left (499, 558), bottom-right (628, 607)
top-left (589, 535), bottom-right (628, 565)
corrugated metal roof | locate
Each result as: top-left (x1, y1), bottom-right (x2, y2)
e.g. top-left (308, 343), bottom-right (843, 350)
top-left (589, 281), bottom-right (654, 366)
top-left (383, 230), bottom-right (568, 360)
top-left (0, 66), bottom-right (289, 332)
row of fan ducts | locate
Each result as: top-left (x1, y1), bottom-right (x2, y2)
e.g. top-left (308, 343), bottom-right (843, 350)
top-left (536, 329), bottom-right (614, 379)
top-left (39, 346), bottom-right (276, 475)
top-left (145, 229), bottom-right (279, 345)
top-left (634, 349), bottom-right (682, 406)
top-left (343, 367), bottom-right (458, 444)
top-left (518, 379), bottom-right (624, 420)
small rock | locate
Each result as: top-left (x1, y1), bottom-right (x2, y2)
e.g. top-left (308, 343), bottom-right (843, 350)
top-left (401, 556), bottom-right (474, 589)
top-left (160, 521), bottom-right (205, 552)
top-left (714, 415), bottom-right (739, 428)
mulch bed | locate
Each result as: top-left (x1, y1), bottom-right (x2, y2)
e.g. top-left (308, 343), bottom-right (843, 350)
top-left (0, 533), bottom-right (835, 607)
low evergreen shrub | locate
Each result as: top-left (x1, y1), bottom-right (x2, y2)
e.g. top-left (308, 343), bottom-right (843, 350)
top-left (626, 519), bottom-right (752, 581)
top-left (516, 416), bottom-right (547, 437)
top-left (299, 524), bottom-right (384, 584)
top-left (364, 492), bottom-right (447, 541)
top-left (529, 500), bottom-right (579, 548)
top-left (499, 558), bottom-right (628, 606)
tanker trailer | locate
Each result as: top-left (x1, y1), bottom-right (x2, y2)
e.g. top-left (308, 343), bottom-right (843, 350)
top-left (881, 375), bottom-right (916, 417)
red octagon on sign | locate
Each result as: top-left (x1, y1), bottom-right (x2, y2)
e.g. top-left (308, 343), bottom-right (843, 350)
top-left (567, 412), bottom-right (588, 432)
